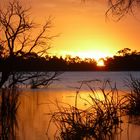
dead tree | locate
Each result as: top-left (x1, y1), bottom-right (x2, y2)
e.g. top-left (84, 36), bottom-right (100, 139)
top-left (0, 0), bottom-right (59, 88)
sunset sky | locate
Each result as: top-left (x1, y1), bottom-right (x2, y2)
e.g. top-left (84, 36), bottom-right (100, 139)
top-left (2, 0), bottom-right (140, 60)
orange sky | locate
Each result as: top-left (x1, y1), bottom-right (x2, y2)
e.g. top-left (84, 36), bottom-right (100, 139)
top-left (2, 0), bottom-right (140, 60)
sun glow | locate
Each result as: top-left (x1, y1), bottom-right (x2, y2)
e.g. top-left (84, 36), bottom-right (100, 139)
top-left (53, 50), bottom-right (112, 62)
top-left (97, 59), bottom-right (105, 67)
top-left (75, 51), bottom-right (106, 61)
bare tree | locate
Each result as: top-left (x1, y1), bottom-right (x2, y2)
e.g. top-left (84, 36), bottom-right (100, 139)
top-left (0, 0), bottom-right (60, 88)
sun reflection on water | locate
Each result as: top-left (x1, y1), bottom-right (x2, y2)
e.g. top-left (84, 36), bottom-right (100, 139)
top-left (16, 86), bottom-right (140, 140)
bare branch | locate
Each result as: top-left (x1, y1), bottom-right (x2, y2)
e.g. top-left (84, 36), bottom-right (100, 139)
top-left (7, 72), bottom-right (63, 88)
top-left (0, 0), bottom-right (52, 58)
top-left (28, 19), bottom-right (52, 53)
top-left (106, 0), bottom-right (138, 20)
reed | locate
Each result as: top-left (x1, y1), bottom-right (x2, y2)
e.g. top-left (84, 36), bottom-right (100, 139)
top-left (47, 80), bottom-right (125, 140)
top-left (124, 75), bottom-right (140, 116)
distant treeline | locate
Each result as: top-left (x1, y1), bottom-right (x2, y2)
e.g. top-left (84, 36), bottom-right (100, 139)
top-left (0, 53), bottom-right (97, 71)
top-left (0, 48), bottom-right (140, 71)
top-left (104, 48), bottom-right (140, 71)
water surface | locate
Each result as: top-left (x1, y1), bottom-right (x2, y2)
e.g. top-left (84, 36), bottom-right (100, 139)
top-left (17, 72), bottom-right (140, 140)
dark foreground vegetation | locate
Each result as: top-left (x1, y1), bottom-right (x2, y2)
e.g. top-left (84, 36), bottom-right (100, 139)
top-left (47, 80), bottom-right (125, 140)
top-left (1, 75), bottom-right (140, 140)
top-left (47, 77), bottom-right (140, 140)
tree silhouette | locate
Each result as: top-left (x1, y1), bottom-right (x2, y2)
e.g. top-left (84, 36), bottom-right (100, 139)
top-left (117, 48), bottom-right (131, 56)
top-left (0, 0), bottom-right (52, 58)
top-left (0, 0), bottom-right (59, 88)
top-left (104, 48), bottom-right (140, 70)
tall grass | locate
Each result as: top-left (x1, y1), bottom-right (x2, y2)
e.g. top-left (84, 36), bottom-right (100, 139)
top-left (47, 80), bottom-right (126, 140)
top-left (0, 87), bottom-right (19, 140)
top-left (124, 75), bottom-right (140, 116)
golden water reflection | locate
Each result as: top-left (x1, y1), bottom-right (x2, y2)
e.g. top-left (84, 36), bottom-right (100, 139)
top-left (16, 88), bottom-right (140, 140)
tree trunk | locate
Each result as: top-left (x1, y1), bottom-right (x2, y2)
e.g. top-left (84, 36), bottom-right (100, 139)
top-left (0, 71), bottom-right (10, 88)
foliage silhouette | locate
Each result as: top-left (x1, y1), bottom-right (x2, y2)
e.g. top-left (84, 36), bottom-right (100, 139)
top-left (105, 48), bottom-right (140, 71)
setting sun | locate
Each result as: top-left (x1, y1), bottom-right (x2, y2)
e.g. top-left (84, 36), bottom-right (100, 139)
top-left (97, 59), bottom-right (105, 67)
